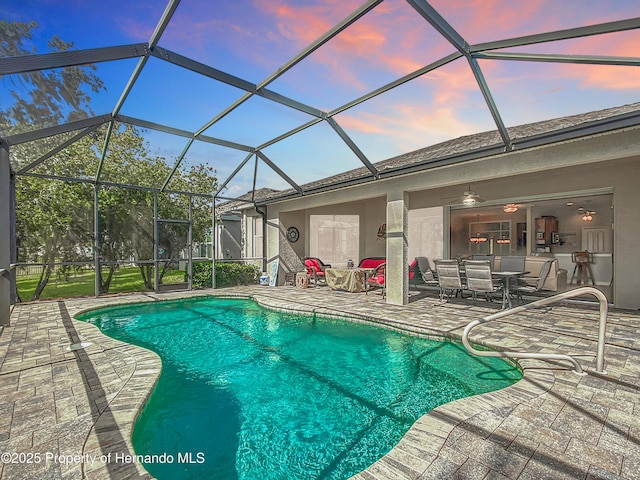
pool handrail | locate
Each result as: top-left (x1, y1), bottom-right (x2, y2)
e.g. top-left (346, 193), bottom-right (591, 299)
top-left (462, 286), bottom-right (609, 376)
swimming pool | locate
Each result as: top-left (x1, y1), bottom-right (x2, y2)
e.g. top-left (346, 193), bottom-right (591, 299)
top-left (79, 296), bottom-right (521, 479)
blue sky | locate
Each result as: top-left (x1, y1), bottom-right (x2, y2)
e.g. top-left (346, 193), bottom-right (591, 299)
top-left (2, 0), bottom-right (640, 197)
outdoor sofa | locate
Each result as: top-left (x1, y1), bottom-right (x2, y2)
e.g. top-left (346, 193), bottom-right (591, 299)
top-left (493, 255), bottom-right (567, 291)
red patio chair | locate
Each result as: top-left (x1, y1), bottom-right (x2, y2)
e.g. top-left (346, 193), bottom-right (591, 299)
top-left (365, 262), bottom-right (386, 298)
top-left (303, 257), bottom-right (331, 286)
top-left (366, 259), bottom-right (420, 297)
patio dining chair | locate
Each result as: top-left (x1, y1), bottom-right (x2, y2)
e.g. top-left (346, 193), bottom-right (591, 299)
top-left (416, 256), bottom-right (438, 287)
top-left (463, 260), bottom-right (502, 304)
top-left (434, 259), bottom-right (465, 302)
top-left (471, 255), bottom-right (495, 271)
top-left (498, 256), bottom-right (526, 272)
top-left (512, 259), bottom-right (553, 303)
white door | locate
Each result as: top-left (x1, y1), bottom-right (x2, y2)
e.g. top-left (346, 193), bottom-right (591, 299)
top-left (582, 227), bottom-right (610, 253)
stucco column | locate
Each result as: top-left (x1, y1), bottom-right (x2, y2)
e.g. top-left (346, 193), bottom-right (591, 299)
top-left (612, 163), bottom-right (640, 309)
top-left (386, 191), bottom-right (409, 305)
top-left (0, 144), bottom-right (10, 325)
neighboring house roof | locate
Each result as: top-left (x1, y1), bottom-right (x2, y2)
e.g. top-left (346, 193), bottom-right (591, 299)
top-left (216, 188), bottom-right (280, 214)
top-left (226, 102), bottom-right (640, 207)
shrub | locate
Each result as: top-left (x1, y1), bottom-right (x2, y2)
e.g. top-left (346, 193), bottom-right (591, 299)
top-left (190, 261), bottom-right (260, 288)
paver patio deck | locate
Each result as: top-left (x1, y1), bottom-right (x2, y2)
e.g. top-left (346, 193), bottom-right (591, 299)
top-left (1, 285), bottom-right (639, 479)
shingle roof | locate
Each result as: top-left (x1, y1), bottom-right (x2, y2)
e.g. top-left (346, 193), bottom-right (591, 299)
top-left (216, 188), bottom-right (280, 214)
top-left (233, 102), bottom-right (640, 206)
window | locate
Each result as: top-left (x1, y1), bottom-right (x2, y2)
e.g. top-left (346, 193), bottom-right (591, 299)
top-left (408, 207), bottom-right (443, 267)
top-left (309, 215), bottom-right (359, 266)
top-left (468, 220), bottom-right (511, 255)
top-left (252, 216), bottom-right (263, 258)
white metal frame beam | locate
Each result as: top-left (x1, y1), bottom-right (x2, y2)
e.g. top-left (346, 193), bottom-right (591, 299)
top-left (405, 0), bottom-right (511, 148)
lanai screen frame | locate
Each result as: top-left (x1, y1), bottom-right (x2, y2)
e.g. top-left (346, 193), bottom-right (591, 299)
top-left (1, 0), bottom-right (640, 308)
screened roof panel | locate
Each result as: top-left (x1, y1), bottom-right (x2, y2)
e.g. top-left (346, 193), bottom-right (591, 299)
top-left (99, 126), bottom-right (180, 189)
top-left (87, 59), bottom-right (143, 115)
top-left (430, 0), bottom-right (640, 45)
top-left (118, 57), bottom-right (248, 132)
top-left (268, 0), bottom-right (454, 111)
top-left (481, 60), bottom-right (640, 128)
top-left (217, 155), bottom-right (283, 199)
top-left (200, 94), bottom-right (317, 147)
top-left (9, 129), bottom-right (89, 174)
top-left (160, 0), bottom-right (362, 84)
top-left (1, 67), bottom-right (102, 135)
top-left (165, 140), bottom-right (249, 195)
top-left (259, 120), bottom-right (370, 187)
top-left (0, 58), bottom-right (136, 139)
top-left (1, 0), bottom-right (165, 51)
top-left (332, 59), bottom-right (497, 163)
top-left (2, 0), bottom-right (640, 200)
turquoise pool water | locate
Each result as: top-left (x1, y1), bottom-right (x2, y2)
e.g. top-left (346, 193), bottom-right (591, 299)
top-left (79, 297), bottom-right (521, 480)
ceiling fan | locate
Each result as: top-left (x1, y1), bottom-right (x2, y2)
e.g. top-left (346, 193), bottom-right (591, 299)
top-left (440, 185), bottom-right (485, 205)
top-left (461, 186), bottom-right (484, 205)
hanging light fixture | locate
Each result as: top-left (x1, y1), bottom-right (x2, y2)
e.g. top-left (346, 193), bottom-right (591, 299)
top-left (496, 235), bottom-right (511, 244)
top-left (581, 210), bottom-right (595, 222)
top-left (503, 203), bottom-right (519, 213)
top-left (469, 232), bottom-right (488, 243)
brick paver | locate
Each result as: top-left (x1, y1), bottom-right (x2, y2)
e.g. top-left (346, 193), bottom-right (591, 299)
top-left (1, 286), bottom-right (639, 479)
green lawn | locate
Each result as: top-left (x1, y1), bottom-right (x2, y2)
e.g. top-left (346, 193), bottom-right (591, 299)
top-left (17, 266), bottom-right (185, 301)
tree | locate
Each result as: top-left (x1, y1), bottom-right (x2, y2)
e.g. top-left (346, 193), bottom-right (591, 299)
top-left (5, 20), bottom-right (218, 299)
top-left (0, 20), bottom-right (104, 133)
top-left (15, 124), bottom-right (217, 298)
top-left (16, 176), bottom-right (93, 300)
top-left (92, 125), bottom-right (217, 293)
top-left (3, 20), bottom-right (104, 300)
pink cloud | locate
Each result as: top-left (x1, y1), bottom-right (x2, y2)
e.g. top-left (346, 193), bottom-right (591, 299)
top-left (557, 33), bottom-right (640, 90)
top-left (430, 0), bottom-right (548, 43)
top-left (338, 104), bottom-right (485, 153)
top-left (573, 64), bottom-right (640, 90)
top-left (336, 115), bottom-right (385, 135)
top-left (333, 55), bottom-right (496, 145)
top-left (256, 0), bottom-right (456, 91)
top-left (256, 0), bottom-right (361, 46)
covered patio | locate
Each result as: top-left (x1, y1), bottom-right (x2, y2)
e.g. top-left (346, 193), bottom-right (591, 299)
top-left (1, 286), bottom-right (639, 479)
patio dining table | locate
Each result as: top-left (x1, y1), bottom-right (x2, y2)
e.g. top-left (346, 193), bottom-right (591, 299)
top-left (325, 268), bottom-right (373, 293)
top-left (492, 271), bottom-right (529, 309)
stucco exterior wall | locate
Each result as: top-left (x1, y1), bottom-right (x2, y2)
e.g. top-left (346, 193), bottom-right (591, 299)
top-left (261, 127), bottom-right (640, 309)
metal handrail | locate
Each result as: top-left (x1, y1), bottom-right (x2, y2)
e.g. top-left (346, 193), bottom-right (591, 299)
top-left (462, 286), bottom-right (609, 375)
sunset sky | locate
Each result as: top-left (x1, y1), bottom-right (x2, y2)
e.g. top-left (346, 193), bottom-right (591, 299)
top-left (2, 0), bottom-right (639, 197)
